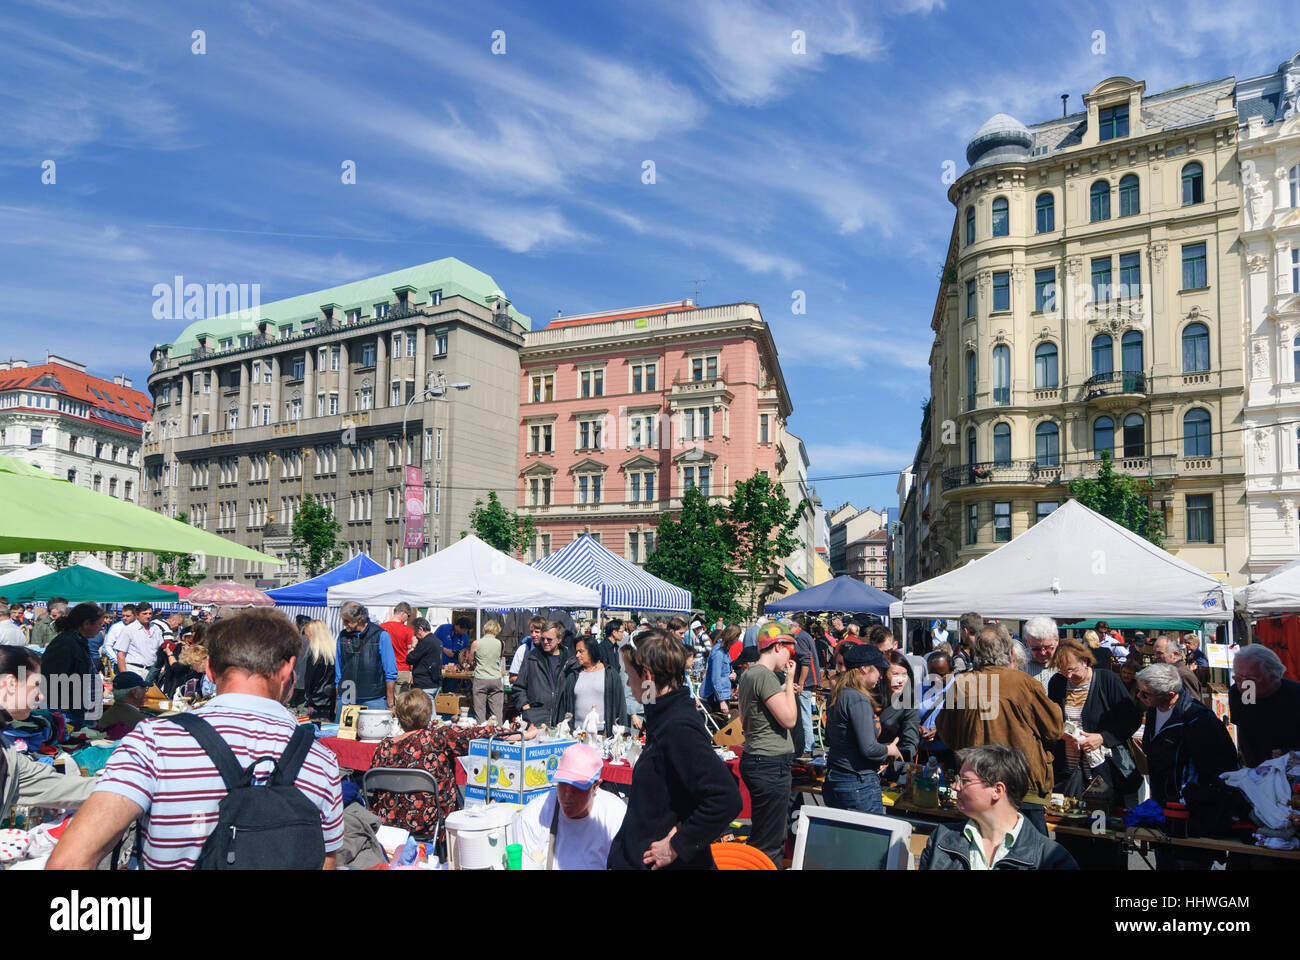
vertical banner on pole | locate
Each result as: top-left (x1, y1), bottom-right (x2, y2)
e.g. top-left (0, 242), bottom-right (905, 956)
top-left (404, 465), bottom-right (425, 551)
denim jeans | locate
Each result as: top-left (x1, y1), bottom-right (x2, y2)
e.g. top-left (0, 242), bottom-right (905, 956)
top-left (797, 690), bottom-right (815, 754)
top-left (740, 752), bottom-right (794, 869)
top-left (822, 768), bottom-right (884, 815)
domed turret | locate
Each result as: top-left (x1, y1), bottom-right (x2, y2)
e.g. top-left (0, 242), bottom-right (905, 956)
top-left (966, 113), bottom-right (1034, 169)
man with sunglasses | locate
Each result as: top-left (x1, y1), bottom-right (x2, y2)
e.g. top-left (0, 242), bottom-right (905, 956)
top-left (920, 743), bottom-right (1077, 870)
top-left (515, 621), bottom-right (573, 727)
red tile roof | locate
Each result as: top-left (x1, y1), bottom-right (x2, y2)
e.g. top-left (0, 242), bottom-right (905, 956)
top-left (0, 362), bottom-right (153, 437)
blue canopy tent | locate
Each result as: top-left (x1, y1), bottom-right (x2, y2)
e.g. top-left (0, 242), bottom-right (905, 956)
top-left (532, 534), bottom-right (692, 617)
top-left (266, 553), bottom-right (386, 633)
top-left (765, 575), bottom-right (899, 618)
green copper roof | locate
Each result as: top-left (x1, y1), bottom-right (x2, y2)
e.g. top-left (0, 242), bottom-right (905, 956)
top-left (166, 258), bottom-right (531, 358)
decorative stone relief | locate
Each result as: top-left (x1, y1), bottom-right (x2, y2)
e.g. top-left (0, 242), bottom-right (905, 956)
top-left (977, 269), bottom-right (992, 292)
top-left (1252, 339), bottom-right (1268, 379)
top-left (1256, 427), bottom-right (1273, 467)
top-left (1248, 254), bottom-right (1270, 273)
top-left (1149, 241), bottom-right (1168, 264)
top-left (1065, 256), bottom-right (1083, 281)
top-left (1283, 499), bottom-right (1298, 538)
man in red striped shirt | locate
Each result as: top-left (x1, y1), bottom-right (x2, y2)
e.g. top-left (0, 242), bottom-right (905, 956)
top-left (49, 609), bottom-right (343, 870)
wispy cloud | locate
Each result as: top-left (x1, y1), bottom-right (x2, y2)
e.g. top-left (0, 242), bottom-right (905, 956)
top-left (806, 439), bottom-right (914, 473)
top-left (681, 0), bottom-right (887, 105)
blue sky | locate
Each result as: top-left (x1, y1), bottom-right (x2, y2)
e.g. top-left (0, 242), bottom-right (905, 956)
top-left (2, 0), bottom-right (1295, 513)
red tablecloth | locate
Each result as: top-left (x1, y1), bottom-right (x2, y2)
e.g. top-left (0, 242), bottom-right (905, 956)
top-left (320, 737), bottom-right (378, 771)
top-left (322, 736), bottom-right (753, 820)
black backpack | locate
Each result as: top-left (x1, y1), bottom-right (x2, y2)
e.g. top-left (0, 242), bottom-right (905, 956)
top-left (168, 713), bottom-right (326, 870)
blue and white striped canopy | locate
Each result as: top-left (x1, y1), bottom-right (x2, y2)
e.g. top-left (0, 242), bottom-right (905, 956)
top-left (532, 534), bottom-right (692, 613)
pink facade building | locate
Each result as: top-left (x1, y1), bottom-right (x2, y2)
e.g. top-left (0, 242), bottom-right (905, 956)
top-left (517, 301), bottom-right (794, 564)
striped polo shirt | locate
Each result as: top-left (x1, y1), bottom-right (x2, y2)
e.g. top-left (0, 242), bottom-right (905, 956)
top-left (94, 692), bottom-right (344, 869)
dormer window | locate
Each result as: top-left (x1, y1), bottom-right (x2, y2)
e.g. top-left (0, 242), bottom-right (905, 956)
top-left (1098, 103), bottom-right (1128, 141)
top-left (374, 302), bottom-right (390, 319)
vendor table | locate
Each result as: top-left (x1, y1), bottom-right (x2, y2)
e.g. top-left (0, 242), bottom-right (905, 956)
top-left (319, 735), bottom-right (754, 819)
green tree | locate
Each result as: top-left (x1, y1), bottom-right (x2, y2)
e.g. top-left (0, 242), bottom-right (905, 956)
top-left (728, 473), bottom-right (808, 618)
top-left (40, 551), bottom-right (72, 570)
top-left (137, 513), bottom-right (203, 587)
top-left (646, 487), bottom-right (744, 623)
top-left (1067, 449), bottom-right (1166, 547)
top-left (462, 490), bottom-right (536, 555)
top-left (287, 495), bottom-right (344, 577)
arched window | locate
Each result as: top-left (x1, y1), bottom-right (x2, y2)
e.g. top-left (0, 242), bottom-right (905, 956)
top-left (1182, 162), bottom-right (1204, 205)
top-left (1034, 342), bottom-right (1058, 389)
top-left (993, 422), bottom-right (1011, 466)
top-left (1090, 180), bottom-right (1111, 221)
top-left (1092, 334), bottom-right (1114, 377)
top-left (966, 206), bottom-right (975, 245)
top-left (991, 197), bottom-right (1009, 237)
top-left (1121, 330), bottom-right (1143, 373)
top-left (966, 350), bottom-right (977, 408)
top-left (1184, 408), bottom-right (1211, 457)
top-left (967, 427), bottom-right (977, 466)
top-left (1123, 413), bottom-right (1145, 458)
top-left (1036, 192), bottom-right (1055, 233)
top-left (992, 345), bottom-right (1010, 404)
top-left (1093, 417), bottom-right (1115, 456)
top-left (1182, 323), bottom-right (1209, 372)
top-left (1035, 422), bottom-right (1060, 467)
top-left (1118, 174), bottom-right (1140, 216)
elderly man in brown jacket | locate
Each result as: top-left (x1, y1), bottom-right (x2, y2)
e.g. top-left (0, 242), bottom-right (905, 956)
top-left (937, 623), bottom-right (1063, 836)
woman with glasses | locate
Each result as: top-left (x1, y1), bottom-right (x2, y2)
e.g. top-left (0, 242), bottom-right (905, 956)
top-left (919, 743), bottom-right (1078, 870)
top-left (1046, 638), bottom-right (1142, 803)
top-left (824, 643), bottom-right (901, 815)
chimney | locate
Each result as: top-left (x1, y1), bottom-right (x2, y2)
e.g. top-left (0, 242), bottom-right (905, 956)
top-left (113, 375), bottom-right (123, 385)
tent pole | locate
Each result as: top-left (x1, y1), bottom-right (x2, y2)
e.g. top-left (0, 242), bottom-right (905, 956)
top-left (1226, 615), bottom-right (1233, 648)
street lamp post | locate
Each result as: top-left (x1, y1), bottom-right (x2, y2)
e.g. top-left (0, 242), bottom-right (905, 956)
top-left (401, 370), bottom-right (470, 564)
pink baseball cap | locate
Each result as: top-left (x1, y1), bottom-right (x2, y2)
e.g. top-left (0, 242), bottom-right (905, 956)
top-left (553, 743), bottom-right (603, 789)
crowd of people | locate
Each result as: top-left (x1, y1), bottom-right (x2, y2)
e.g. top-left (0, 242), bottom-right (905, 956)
top-left (3, 594), bottom-right (1300, 871)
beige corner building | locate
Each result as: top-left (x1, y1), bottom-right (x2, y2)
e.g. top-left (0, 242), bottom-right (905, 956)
top-left (925, 75), bottom-right (1247, 584)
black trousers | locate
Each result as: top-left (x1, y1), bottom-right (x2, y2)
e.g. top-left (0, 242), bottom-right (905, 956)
top-left (740, 753), bottom-right (794, 869)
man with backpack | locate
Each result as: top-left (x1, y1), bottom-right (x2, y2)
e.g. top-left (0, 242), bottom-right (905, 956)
top-left (47, 609), bottom-right (344, 870)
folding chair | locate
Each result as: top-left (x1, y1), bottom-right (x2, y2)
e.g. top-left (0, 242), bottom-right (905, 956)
top-left (362, 767), bottom-right (443, 851)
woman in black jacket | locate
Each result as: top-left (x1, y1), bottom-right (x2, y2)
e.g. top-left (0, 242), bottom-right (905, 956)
top-left (877, 650), bottom-right (921, 769)
top-left (293, 619), bottom-right (337, 721)
top-left (405, 618), bottom-right (443, 695)
top-left (40, 603), bottom-right (104, 725)
top-left (1046, 638), bottom-right (1142, 801)
top-left (552, 636), bottom-right (627, 731)
top-left (607, 628), bottom-right (741, 870)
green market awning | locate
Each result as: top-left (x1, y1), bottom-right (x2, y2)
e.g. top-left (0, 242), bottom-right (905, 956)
top-left (1058, 617), bottom-right (1207, 632)
top-left (0, 456), bottom-right (281, 564)
top-left (2, 565), bottom-right (184, 604)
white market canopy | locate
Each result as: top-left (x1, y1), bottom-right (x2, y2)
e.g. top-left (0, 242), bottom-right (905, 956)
top-left (325, 534), bottom-right (600, 611)
top-left (0, 560), bottom-right (56, 588)
top-left (1236, 557), bottom-right (1300, 616)
top-left (74, 555), bottom-right (129, 579)
top-left (889, 499), bottom-right (1233, 622)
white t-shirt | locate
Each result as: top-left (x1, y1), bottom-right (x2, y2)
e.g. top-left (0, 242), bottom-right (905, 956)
top-left (1154, 707), bottom-right (1174, 736)
top-left (512, 789), bottom-right (627, 870)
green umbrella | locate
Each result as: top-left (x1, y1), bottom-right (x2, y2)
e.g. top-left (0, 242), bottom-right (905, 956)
top-left (2, 565), bottom-right (183, 604)
top-left (0, 456), bottom-right (281, 564)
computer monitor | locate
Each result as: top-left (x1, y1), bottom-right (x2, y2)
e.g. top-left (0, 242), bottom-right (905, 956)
top-left (790, 806), bottom-right (913, 870)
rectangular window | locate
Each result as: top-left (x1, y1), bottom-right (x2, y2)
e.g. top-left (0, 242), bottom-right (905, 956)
top-left (434, 333), bottom-right (448, 356)
top-left (1182, 242), bottom-right (1208, 290)
top-left (1293, 249), bottom-right (1299, 293)
top-left (542, 425), bottom-right (552, 453)
top-left (760, 414), bottom-right (770, 444)
top-left (433, 483), bottom-right (440, 515)
top-left (430, 289), bottom-right (442, 306)
top-left (329, 394), bottom-right (338, 415)
top-left (1118, 252), bottom-right (1141, 299)
top-left (629, 535), bottom-right (640, 565)
top-left (407, 332), bottom-right (417, 357)
top-left (391, 383), bottom-right (402, 406)
top-left (292, 357), bottom-right (304, 380)
top-left (645, 473), bottom-right (655, 501)
top-left (684, 409), bottom-right (695, 440)
top-left (1034, 268), bottom-right (1056, 312)
top-left (631, 474), bottom-right (641, 502)
top-left (529, 478), bottom-right (539, 506)
top-left (436, 427), bottom-right (443, 460)
top-left (346, 309), bottom-right (361, 323)
top-left (699, 465), bottom-right (710, 495)
top-left (967, 503), bottom-right (978, 544)
top-left (593, 369), bottom-right (604, 397)
top-left (1034, 501), bottom-right (1059, 525)
top-left (30, 428), bottom-right (43, 444)
top-left (330, 347), bottom-right (340, 371)
top-left (532, 376), bottom-right (543, 403)
top-left (1091, 257), bottom-right (1112, 301)
top-left (992, 272), bottom-right (1010, 311)
top-left (632, 366), bottom-right (642, 393)
top-left (645, 363), bottom-right (656, 391)
top-left (1186, 494), bottom-right (1213, 543)
top-left (542, 478), bottom-right (552, 505)
top-left (700, 408), bottom-right (710, 437)
top-left (966, 279), bottom-right (977, 318)
top-left (1098, 103), bottom-right (1129, 141)
top-left (684, 467), bottom-right (695, 491)
top-left (374, 302), bottom-right (390, 319)
top-left (580, 422), bottom-right (590, 449)
top-left (993, 501), bottom-right (1011, 542)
